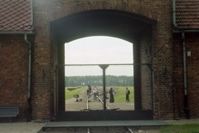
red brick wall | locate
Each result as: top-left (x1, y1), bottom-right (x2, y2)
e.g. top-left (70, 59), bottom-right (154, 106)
top-left (32, 0), bottom-right (174, 120)
top-left (1, 0), bottom-right (185, 121)
top-left (173, 33), bottom-right (199, 118)
top-left (186, 33), bottom-right (199, 117)
top-left (0, 35), bottom-right (29, 120)
top-left (140, 26), bottom-right (153, 110)
top-left (173, 33), bottom-right (184, 118)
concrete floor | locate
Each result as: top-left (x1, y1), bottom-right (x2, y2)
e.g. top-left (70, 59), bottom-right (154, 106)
top-left (0, 119), bottom-right (198, 133)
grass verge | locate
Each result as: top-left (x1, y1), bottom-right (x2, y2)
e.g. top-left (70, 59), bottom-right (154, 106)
top-left (65, 87), bottom-right (84, 100)
top-left (160, 124), bottom-right (199, 133)
top-left (113, 86), bottom-right (134, 103)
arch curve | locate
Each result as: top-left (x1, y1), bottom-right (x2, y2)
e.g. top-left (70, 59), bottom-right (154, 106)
top-left (51, 9), bottom-right (156, 43)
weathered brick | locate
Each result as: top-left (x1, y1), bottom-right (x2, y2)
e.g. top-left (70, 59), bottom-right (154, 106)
top-left (1, 0), bottom-right (199, 121)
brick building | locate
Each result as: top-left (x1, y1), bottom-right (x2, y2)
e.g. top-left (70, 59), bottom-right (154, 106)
top-left (0, 0), bottom-right (199, 121)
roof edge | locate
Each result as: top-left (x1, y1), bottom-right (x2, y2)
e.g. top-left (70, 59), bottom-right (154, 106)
top-left (0, 31), bottom-right (35, 35)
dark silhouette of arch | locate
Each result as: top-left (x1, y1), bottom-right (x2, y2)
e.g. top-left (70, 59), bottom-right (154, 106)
top-left (51, 9), bottom-right (156, 120)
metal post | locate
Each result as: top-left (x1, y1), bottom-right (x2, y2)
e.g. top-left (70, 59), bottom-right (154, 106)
top-left (182, 32), bottom-right (190, 119)
top-left (172, 0), bottom-right (177, 27)
top-left (99, 65), bottom-right (109, 111)
top-left (24, 34), bottom-right (32, 122)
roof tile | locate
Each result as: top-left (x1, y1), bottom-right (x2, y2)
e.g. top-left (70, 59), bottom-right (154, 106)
top-left (0, 0), bottom-right (33, 32)
top-left (1, 0), bottom-right (199, 31)
top-left (176, 0), bottom-right (199, 29)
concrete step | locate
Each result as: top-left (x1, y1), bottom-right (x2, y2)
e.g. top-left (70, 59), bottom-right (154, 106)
top-left (39, 120), bottom-right (167, 133)
top-left (40, 126), bottom-right (161, 133)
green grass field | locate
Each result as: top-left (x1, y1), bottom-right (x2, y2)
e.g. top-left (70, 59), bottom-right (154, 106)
top-left (111, 86), bottom-right (134, 103)
top-left (65, 87), bottom-right (85, 100)
top-left (160, 124), bottom-right (199, 133)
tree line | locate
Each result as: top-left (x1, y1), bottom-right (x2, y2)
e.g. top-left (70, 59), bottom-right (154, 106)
top-left (65, 75), bottom-right (134, 87)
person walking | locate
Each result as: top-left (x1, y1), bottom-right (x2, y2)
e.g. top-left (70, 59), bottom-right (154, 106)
top-left (126, 87), bottom-right (130, 102)
top-left (87, 84), bottom-right (92, 102)
top-left (87, 85), bottom-right (91, 96)
top-left (93, 86), bottom-right (98, 100)
top-left (109, 88), bottom-right (114, 103)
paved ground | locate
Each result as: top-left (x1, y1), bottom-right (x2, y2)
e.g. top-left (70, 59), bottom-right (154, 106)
top-left (0, 122), bottom-right (45, 133)
top-left (0, 119), bottom-right (199, 133)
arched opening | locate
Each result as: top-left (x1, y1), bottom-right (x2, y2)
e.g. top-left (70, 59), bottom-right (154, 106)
top-left (51, 9), bottom-right (156, 120)
top-left (65, 36), bottom-right (134, 111)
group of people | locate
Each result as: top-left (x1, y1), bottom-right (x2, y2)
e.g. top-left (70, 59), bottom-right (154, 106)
top-left (87, 85), bottom-right (130, 103)
top-left (87, 85), bottom-right (98, 100)
top-left (109, 87), bottom-right (130, 103)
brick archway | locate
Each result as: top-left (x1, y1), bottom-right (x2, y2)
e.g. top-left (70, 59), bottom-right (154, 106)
top-left (51, 9), bottom-right (156, 120)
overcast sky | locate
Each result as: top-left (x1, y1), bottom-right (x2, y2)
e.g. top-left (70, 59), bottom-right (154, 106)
top-left (65, 36), bottom-right (134, 76)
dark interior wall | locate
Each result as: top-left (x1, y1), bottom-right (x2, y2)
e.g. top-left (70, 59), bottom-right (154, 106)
top-left (140, 26), bottom-right (153, 110)
top-left (133, 39), bottom-right (142, 110)
top-left (50, 33), bottom-right (60, 118)
top-left (0, 35), bottom-right (29, 120)
top-left (57, 43), bottom-right (65, 112)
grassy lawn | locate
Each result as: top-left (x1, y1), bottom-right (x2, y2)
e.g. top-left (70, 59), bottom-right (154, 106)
top-left (65, 87), bottom-right (85, 100)
top-left (113, 86), bottom-right (134, 103)
top-left (160, 124), bottom-right (199, 133)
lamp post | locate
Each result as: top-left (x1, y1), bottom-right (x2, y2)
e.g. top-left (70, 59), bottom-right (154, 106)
top-left (99, 65), bottom-right (109, 111)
